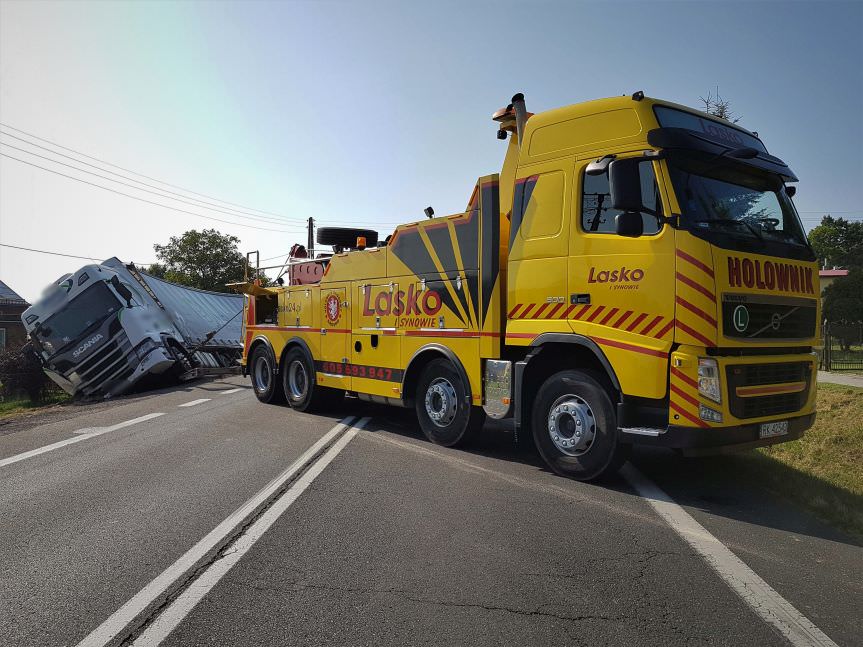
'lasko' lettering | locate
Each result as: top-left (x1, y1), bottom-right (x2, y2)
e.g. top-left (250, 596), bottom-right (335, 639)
top-left (362, 284), bottom-right (443, 317)
top-left (587, 267), bottom-right (645, 283)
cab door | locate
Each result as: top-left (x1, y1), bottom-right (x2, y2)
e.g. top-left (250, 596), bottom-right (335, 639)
top-left (568, 154), bottom-right (675, 399)
top-left (318, 285), bottom-right (352, 391)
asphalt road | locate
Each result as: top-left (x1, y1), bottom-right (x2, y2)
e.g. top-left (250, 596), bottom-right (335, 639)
top-left (1, 376), bottom-right (860, 647)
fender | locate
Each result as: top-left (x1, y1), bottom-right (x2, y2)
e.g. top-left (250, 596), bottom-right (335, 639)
top-left (247, 335), bottom-right (277, 377)
top-left (513, 333), bottom-right (622, 431)
top-left (530, 333), bottom-right (621, 391)
top-left (403, 343), bottom-right (472, 405)
top-left (280, 336), bottom-right (315, 370)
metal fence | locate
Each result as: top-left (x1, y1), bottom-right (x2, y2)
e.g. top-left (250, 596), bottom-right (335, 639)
top-left (821, 322), bottom-right (863, 371)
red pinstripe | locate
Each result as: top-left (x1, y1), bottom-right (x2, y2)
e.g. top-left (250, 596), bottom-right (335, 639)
top-left (676, 272), bottom-right (716, 301)
top-left (640, 315), bottom-right (663, 335)
top-left (594, 336), bottom-right (667, 358)
top-left (676, 296), bottom-right (717, 327)
top-left (625, 312), bottom-right (648, 332)
top-left (559, 304), bottom-right (576, 319)
top-left (586, 306), bottom-right (605, 323)
top-left (612, 310), bottom-right (633, 328)
top-left (670, 401), bottom-right (709, 428)
top-left (655, 320), bottom-right (675, 339)
top-left (599, 307), bottom-right (619, 325)
top-left (676, 320), bottom-right (714, 347)
top-left (572, 304), bottom-right (592, 319)
top-left (670, 383), bottom-right (699, 408)
top-left (676, 249), bottom-right (715, 277)
top-left (532, 303), bottom-right (550, 319)
top-left (545, 303), bottom-right (564, 319)
top-left (671, 367), bottom-right (698, 389)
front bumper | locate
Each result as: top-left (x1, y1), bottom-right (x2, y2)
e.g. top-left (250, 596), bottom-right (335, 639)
top-left (627, 413), bottom-right (815, 457)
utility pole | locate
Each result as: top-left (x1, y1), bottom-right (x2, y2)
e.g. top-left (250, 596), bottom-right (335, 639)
top-left (307, 217), bottom-right (314, 257)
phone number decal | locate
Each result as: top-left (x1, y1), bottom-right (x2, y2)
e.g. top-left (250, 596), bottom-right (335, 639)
top-left (316, 361), bottom-right (403, 382)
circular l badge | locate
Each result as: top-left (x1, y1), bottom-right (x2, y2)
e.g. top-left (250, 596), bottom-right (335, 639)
top-left (732, 305), bottom-right (749, 333)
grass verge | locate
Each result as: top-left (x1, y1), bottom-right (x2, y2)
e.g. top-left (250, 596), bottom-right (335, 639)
top-left (753, 382), bottom-right (863, 539)
top-left (0, 392), bottom-right (71, 420)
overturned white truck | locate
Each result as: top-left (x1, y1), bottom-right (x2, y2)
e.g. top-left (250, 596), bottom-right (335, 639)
top-left (21, 258), bottom-right (243, 399)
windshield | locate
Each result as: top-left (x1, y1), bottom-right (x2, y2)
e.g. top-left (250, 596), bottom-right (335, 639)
top-left (35, 281), bottom-right (121, 356)
top-left (666, 151), bottom-right (812, 256)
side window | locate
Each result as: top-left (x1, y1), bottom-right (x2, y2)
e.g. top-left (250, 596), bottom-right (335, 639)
top-left (581, 163), bottom-right (663, 235)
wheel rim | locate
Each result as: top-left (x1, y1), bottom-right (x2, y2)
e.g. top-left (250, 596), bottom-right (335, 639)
top-left (253, 354), bottom-right (271, 393)
top-left (287, 359), bottom-right (308, 400)
top-left (547, 394), bottom-right (596, 456)
top-left (425, 377), bottom-right (457, 427)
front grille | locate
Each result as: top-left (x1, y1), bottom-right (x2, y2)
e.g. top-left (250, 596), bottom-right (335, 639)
top-left (74, 333), bottom-right (134, 395)
top-left (726, 361), bottom-right (812, 419)
top-left (722, 296), bottom-right (817, 340)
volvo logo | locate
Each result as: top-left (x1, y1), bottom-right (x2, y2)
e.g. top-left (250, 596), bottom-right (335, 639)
top-left (771, 312), bottom-right (782, 331)
top-left (72, 333), bottom-right (104, 358)
top-left (732, 305), bottom-right (750, 333)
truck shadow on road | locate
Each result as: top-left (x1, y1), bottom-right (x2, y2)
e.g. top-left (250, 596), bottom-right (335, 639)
top-left (348, 400), bottom-right (862, 549)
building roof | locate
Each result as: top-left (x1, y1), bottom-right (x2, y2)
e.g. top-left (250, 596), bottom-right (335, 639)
top-left (819, 269), bottom-right (850, 277)
top-left (0, 279), bottom-right (28, 305)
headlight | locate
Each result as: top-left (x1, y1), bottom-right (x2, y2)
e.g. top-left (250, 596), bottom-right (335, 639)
top-left (698, 358), bottom-right (722, 404)
top-left (134, 338), bottom-right (160, 360)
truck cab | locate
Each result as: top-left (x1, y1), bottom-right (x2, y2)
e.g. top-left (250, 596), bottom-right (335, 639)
top-left (496, 93), bottom-right (818, 476)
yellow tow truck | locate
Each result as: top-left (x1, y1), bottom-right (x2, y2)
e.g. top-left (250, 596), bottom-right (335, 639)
top-left (234, 92), bottom-right (820, 480)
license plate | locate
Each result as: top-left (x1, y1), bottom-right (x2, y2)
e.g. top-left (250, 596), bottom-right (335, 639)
top-left (760, 420), bottom-right (789, 438)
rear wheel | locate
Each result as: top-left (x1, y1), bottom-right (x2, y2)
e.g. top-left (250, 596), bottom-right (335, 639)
top-left (415, 358), bottom-right (484, 447)
top-left (249, 344), bottom-right (284, 404)
top-left (282, 347), bottom-right (343, 412)
top-left (531, 370), bottom-right (629, 481)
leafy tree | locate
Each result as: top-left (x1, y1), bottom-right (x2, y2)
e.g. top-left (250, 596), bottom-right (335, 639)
top-left (808, 216), bottom-right (863, 270)
top-left (700, 87), bottom-right (741, 123)
top-left (150, 229), bottom-right (260, 292)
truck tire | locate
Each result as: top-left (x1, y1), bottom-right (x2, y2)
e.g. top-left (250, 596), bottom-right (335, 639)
top-left (249, 344), bottom-right (285, 404)
top-left (316, 227), bottom-right (379, 249)
top-left (282, 347), bottom-right (343, 412)
top-left (415, 358), bottom-right (484, 447)
top-left (531, 370), bottom-right (629, 481)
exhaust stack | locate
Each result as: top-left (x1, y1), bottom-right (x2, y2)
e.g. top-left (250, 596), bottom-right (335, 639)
top-left (511, 93), bottom-right (528, 147)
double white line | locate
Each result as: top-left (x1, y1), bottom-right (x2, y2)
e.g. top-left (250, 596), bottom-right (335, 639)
top-left (76, 416), bottom-right (369, 647)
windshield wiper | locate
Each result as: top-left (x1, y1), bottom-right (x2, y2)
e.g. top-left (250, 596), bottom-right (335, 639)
top-left (694, 218), bottom-right (765, 245)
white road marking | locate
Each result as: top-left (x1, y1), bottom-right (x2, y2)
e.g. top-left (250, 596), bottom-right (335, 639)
top-left (219, 388), bottom-right (242, 395)
top-left (0, 413), bottom-right (165, 469)
top-left (130, 416), bottom-right (369, 646)
top-left (622, 464), bottom-right (839, 647)
top-left (75, 416), bottom-right (366, 647)
top-left (178, 399), bottom-right (210, 408)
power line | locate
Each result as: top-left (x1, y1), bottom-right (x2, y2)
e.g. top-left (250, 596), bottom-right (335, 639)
top-left (0, 141), bottom-right (310, 229)
top-left (0, 152), bottom-right (307, 233)
top-left (0, 121), bottom-right (291, 219)
top-left (1, 243), bottom-right (155, 265)
top-left (0, 130), bottom-right (306, 226)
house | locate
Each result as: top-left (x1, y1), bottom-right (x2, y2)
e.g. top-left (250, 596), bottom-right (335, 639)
top-left (0, 280), bottom-right (30, 348)
top-left (819, 268), bottom-right (850, 294)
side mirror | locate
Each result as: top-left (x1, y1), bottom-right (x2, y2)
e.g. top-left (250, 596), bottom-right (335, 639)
top-left (615, 211), bottom-right (644, 238)
top-left (110, 275), bottom-right (134, 307)
top-left (785, 185), bottom-right (797, 198)
top-left (608, 159), bottom-right (644, 212)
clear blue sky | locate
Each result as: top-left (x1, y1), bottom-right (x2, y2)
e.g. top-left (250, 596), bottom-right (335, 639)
top-left (1, 0), bottom-right (861, 301)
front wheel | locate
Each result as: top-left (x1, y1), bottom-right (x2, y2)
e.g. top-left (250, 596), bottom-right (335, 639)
top-left (415, 358), bottom-right (484, 447)
top-left (249, 344), bottom-right (284, 404)
top-left (531, 370), bottom-right (629, 481)
top-left (282, 347), bottom-right (342, 412)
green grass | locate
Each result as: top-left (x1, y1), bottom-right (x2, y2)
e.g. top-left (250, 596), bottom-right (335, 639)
top-left (754, 383), bottom-right (863, 538)
top-left (0, 392), bottom-right (71, 419)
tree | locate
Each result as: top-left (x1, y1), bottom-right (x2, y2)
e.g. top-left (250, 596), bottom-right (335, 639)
top-left (150, 229), bottom-right (255, 292)
top-left (823, 269), bottom-right (863, 350)
top-left (699, 87), bottom-right (741, 123)
top-left (807, 216), bottom-right (863, 270)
